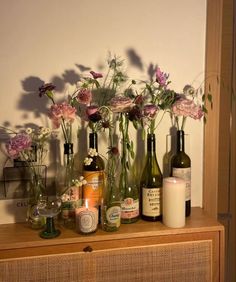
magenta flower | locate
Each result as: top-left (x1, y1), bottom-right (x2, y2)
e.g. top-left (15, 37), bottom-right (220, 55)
top-left (86, 105), bottom-right (102, 122)
top-left (76, 89), bottom-right (92, 105)
top-left (172, 98), bottom-right (204, 120)
top-left (109, 96), bottom-right (135, 113)
top-left (38, 83), bottom-right (56, 98)
top-left (155, 67), bottom-right (169, 88)
top-left (49, 102), bottom-right (77, 128)
top-left (6, 134), bottom-right (32, 158)
top-left (143, 104), bottom-right (159, 118)
top-left (134, 95), bottom-right (144, 105)
top-left (90, 71), bottom-right (103, 79)
top-left (86, 105), bottom-right (99, 116)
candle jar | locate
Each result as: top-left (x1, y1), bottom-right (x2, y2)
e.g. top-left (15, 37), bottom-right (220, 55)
top-left (75, 199), bottom-right (98, 234)
top-left (163, 177), bottom-right (186, 228)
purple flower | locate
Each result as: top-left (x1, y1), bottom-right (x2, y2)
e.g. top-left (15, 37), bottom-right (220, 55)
top-left (143, 104), bottom-right (159, 118)
top-left (128, 106), bottom-right (142, 121)
top-left (172, 97), bottom-right (204, 120)
top-left (90, 71), bottom-right (103, 79)
top-left (76, 89), bottom-right (92, 105)
top-left (155, 67), bottom-right (169, 88)
top-left (6, 134), bottom-right (32, 158)
top-left (39, 83), bottom-right (56, 97)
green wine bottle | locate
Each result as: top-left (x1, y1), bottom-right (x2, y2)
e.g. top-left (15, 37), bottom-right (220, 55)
top-left (83, 132), bottom-right (105, 207)
top-left (140, 133), bottom-right (163, 221)
top-left (101, 176), bottom-right (121, 232)
top-left (171, 130), bottom-right (191, 217)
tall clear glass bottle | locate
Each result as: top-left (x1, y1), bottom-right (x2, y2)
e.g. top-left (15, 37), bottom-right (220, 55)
top-left (82, 132), bottom-right (105, 207)
top-left (171, 130), bottom-right (191, 217)
top-left (140, 133), bottom-right (163, 221)
top-left (60, 143), bottom-right (79, 227)
top-left (101, 176), bottom-right (121, 232)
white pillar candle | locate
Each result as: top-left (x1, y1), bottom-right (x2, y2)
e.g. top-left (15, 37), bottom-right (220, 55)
top-left (163, 177), bottom-right (186, 228)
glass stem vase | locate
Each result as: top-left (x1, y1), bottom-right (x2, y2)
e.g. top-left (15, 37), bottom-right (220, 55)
top-left (27, 173), bottom-right (46, 229)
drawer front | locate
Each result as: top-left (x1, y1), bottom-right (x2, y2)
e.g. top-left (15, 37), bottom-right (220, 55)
top-left (0, 240), bottom-right (213, 282)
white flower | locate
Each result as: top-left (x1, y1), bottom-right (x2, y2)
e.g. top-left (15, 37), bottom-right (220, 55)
top-left (61, 194), bottom-right (70, 202)
top-left (25, 127), bottom-right (33, 135)
top-left (84, 157), bottom-right (93, 166)
top-left (72, 177), bottom-right (87, 187)
top-left (40, 127), bottom-right (51, 135)
top-left (88, 148), bottom-right (98, 157)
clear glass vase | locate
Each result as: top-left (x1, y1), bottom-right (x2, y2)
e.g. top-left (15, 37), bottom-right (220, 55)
top-left (27, 172), bottom-right (46, 229)
top-left (59, 143), bottom-right (81, 228)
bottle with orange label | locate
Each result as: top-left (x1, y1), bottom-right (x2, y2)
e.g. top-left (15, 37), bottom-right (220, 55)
top-left (82, 132), bottom-right (105, 207)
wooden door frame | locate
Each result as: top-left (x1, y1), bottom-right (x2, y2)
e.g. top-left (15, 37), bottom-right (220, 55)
top-left (204, 0), bottom-right (235, 280)
top-left (203, 0), bottom-right (234, 218)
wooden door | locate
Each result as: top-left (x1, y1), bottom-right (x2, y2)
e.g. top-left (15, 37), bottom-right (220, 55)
top-left (204, 0), bottom-right (235, 280)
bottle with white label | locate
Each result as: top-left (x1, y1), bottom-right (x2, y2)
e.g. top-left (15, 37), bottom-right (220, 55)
top-left (121, 176), bottom-right (139, 224)
top-left (140, 133), bottom-right (163, 221)
top-left (171, 130), bottom-right (191, 217)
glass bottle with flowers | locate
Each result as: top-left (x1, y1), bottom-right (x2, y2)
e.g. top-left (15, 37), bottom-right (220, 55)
top-left (39, 83), bottom-right (79, 227)
top-left (101, 127), bottom-right (121, 232)
top-left (133, 66), bottom-right (176, 221)
top-left (1, 126), bottom-right (51, 229)
top-left (79, 54), bottom-right (133, 220)
top-left (109, 95), bottom-right (140, 224)
top-left (170, 85), bottom-right (209, 216)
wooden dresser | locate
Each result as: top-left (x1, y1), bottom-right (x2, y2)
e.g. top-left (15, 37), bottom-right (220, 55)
top-left (0, 207), bottom-right (224, 282)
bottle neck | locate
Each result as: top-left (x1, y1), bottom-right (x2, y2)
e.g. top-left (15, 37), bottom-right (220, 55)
top-left (89, 132), bottom-right (98, 152)
top-left (64, 143), bottom-right (73, 155)
top-left (147, 133), bottom-right (156, 155)
top-left (177, 130), bottom-right (185, 152)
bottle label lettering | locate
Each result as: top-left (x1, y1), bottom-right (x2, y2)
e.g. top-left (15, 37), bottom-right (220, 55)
top-left (172, 167), bottom-right (191, 201)
top-left (83, 171), bottom-right (104, 206)
top-left (106, 206), bottom-right (121, 228)
top-left (121, 198), bottom-right (139, 219)
top-left (142, 188), bottom-right (161, 217)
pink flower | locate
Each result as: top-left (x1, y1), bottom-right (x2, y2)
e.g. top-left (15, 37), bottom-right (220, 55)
top-left (156, 67), bottom-right (169, 88)
top-left (109, 96), bottom-right (135, 113)
top-left (172, 98), bottom-right (204, 120)
top-left (90, 71), bottom-right (103, 79)
top-left (86, 105), bottom-right (99, 116)
top-left (76, 89), bottom-right (92, 105)
top-left (49, 102), bottom-right (77, 128)
top-left (143, 104), bottom-right (159, 118)
top-left (85, 105), bottom-right (102, 122)
top-left (6, 134), bottom-right (32, 158)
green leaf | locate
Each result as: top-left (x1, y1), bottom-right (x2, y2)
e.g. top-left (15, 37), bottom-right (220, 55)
top-left (202, 94), bottom-right (206, 102)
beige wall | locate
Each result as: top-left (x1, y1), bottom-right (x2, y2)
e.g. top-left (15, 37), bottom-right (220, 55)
top-left (0, 0), bottom-right (206, 207)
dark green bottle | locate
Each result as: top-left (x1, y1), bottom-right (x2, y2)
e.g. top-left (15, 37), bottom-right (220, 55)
top-left (140, 133), bottom-right (163, 221)
top-left (171, 130), bottom-right (191, 217)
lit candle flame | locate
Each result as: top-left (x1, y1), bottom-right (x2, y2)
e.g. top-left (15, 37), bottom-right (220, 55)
top-left (85, 199), bottom-right (88, 209)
